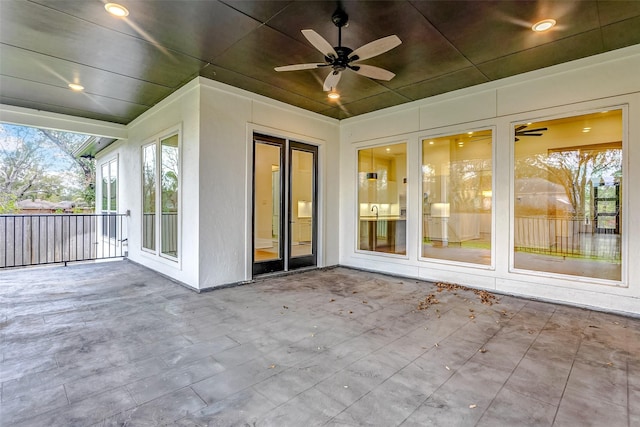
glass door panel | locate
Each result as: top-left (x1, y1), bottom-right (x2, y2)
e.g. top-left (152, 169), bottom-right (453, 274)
top-left (253, 136), bottom-right (284, 274)
top-left (289, 142), bottom-right (317, 270)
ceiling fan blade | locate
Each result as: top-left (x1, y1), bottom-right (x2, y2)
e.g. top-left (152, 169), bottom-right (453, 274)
top-left (275, 63), bottom-right (326, 72)
top-left (519, 133), bottom-right (544, 136)
top-left (522, 127), bottom-right (548, 133)
top-left (514, 125), bottom-right (528, 132)
top-left (323, 70), bottom-right (342, 91)
top-left (301, 29), bottom-right (338, 59)
top-left (351, 64), bottom-right (395, 81)
top-left (348, 35), bottom-right (401, 62)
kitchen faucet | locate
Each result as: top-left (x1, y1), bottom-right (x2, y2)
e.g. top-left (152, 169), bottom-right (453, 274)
top-left (371, 205), bottom-right (378, 219)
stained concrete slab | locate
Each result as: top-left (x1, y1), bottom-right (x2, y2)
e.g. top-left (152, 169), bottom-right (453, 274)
top-left (1, 260), bottom-right (638, 426)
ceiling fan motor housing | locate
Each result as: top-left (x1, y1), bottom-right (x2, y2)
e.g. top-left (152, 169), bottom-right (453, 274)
top-left (326, 46), bottom-right (354, 71)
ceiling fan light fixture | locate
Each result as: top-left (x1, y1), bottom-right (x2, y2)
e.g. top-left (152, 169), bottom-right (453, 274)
top-left (532, 19), bottom-right (556, 32)
top-left (105, 3), bottom-right (129, 17)
top-left (328, 89), bottom-right (340, 100)
top-left (68, 83), bottom-right (84, 91)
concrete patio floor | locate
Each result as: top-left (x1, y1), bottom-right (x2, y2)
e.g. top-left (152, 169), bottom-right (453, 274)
top-left (1, 261), bottom-right (638, 426)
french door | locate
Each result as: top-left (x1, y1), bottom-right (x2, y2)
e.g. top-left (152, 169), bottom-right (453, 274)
top-left (253, 133), bottom-right (317, 275)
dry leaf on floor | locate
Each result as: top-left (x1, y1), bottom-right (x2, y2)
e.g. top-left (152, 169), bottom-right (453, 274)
top-left (479, 348), bottom-right (487, 353)
top-left (417, 294), bottom-right (439, 310)
top-left (283, 305), bottom-right (288, 309)
top-left (268, 364), bottom-right (276, 369)
top-left (362, 301), bottom-right (368, 304)
top-left (330, 299), bottom-right (336, 302)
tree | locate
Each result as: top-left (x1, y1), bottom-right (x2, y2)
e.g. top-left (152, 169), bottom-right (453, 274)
top-left (0, 126), bottom-right (48, 209)
top-left (39, 129), bottom-right (95, 205)
top-left (0, 124), bottom-right (96, 211)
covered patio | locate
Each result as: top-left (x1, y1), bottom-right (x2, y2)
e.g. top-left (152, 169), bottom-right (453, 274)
top-left (1, 261), bottom-right (638, 426)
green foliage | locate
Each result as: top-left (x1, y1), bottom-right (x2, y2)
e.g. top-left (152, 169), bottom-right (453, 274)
top-left (0, 193), bottom-right (18, 214)
top-left (0, 124), bottom-right (96, 209)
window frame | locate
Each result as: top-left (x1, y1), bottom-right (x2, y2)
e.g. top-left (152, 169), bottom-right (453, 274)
top-left (508, 106), bottom-right (627, 286)
top-left (140, 126), bottom-right (181, 263)
top-left (353, 140), bottom-right (409, 259)
top-left (99, 156), bottom-right (118, 241)
top-left (417, 126), bottom-right (497, 270)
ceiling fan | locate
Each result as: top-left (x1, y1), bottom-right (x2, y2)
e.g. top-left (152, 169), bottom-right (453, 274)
top-left (274, 7), bottom-right (401, 92)
top-left (515, 125), bottom-right (548, 141)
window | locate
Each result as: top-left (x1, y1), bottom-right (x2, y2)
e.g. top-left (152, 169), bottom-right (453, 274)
top-left (142, 143), bottom-right (156, 251)
top-left (421, 129), bottom-right (493, 265)
top-left (141, 130), bottom-right (180, 260)
top-left (160, 134), bottom-right (179, 257)
top-left (101, 158), bottom-right (118, 239)
top-left (513, 110), bottom-right (622, 281)
top-left (357, 143), bottom-right (407, 255)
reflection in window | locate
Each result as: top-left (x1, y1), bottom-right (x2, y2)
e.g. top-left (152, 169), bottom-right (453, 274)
top-left (142, 144), bottom-right (156, 251)
top-left (513, 110), bottom-right (622, 281)
top-left (357, 143), bottom-right (407, 255)
top-left (161, 135), bottom-right (179, 257)
top-left (421, 130), bottom-right (492, 265)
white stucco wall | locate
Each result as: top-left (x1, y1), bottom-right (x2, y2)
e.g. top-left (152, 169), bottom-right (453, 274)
top-left (339, 45), bottom-right (640, 316)
top-left (95, 77), bottom-right (341, 290)
top-left (197, 78), bottom-right (340, 289)
top-left (96, 80), bottom-right (201, 288)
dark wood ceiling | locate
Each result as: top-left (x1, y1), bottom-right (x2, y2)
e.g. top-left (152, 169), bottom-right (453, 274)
top-left (1, 1), bottom-right (639, 124)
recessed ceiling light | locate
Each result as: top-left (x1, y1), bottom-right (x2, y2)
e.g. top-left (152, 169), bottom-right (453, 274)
top-left (385, 148), bottom-right (391, 152)
top-left (532, 19), bottom-right (556, 32)
top-left (328, 90), bottom-right (340, 100)
top-left (429, 141), bottom-right (434, 145)
top-left (68, 83), bottom-right (84, 91)
top-left (582, 127), bottom-right (591, 133)
top-left (105, 3), bottom-right (129, 17)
